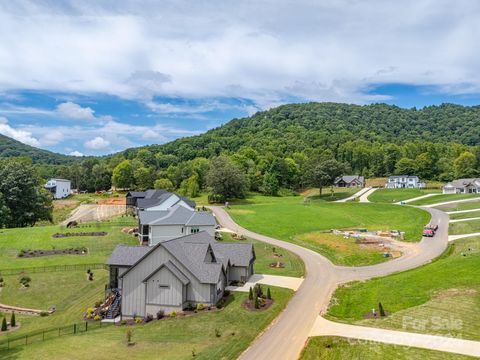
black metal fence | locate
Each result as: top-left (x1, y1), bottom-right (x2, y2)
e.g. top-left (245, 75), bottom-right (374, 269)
top-left (0, 263), bottom-right (108, 276)
top-left (0, 321), bottom-right (112, 351)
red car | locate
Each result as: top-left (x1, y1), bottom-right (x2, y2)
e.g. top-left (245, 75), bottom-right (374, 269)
top-left (424, 224), bottom-right (439, 231)
top-left (423, 229), bottom-right (435, 237)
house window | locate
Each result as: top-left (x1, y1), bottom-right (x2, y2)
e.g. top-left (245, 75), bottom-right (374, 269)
top-left (191, 228), bottom-right (200, 234)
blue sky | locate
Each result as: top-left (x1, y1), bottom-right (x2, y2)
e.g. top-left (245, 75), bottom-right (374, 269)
top-left (1, 1), bottom-right (480, 156)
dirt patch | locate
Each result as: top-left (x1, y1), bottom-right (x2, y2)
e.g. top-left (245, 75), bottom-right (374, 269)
top-left (62, 204), bottom-right (126, 225)
top-left (52, 231), bottom-right (107, 238)
top-left (434, 288), bottom-right (477, 300)
top-left (53, 200), bottom-right (80, 209)
top-left (96, 198), bottom-right (126, 205)
top-left (17, 248), bottom-right (88, 258)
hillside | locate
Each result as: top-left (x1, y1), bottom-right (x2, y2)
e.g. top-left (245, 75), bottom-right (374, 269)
top-left (0, 134), bottom-right (78, 164)
top-left (139, 102), bottom-right (480, 159)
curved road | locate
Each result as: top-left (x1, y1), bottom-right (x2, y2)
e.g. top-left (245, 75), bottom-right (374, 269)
top-left (210, 206), bottom-right (451, 359)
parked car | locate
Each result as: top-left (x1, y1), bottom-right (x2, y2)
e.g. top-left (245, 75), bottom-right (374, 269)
top-left (423, 229), bottom-right (435, 237)
top-left (424, 224), bottom-right (439, 231)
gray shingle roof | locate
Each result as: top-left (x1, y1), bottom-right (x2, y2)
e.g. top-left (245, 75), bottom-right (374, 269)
top-left (106, 245), bottom-right (151, 266)
top-left (334, 175), bottom-right (364, 185)
top-left (143, 260), bottom-right (190, 285)
top-left (212, 243), bottom-right (254, 267)
top-left (446, 178), bottom-right (480, 188)
top-left (140, 205), bottom-right (215, 227)
top-left (138, 210), bottom-right (169, 224)
top-left (186, 211), bottom-right (216, 226)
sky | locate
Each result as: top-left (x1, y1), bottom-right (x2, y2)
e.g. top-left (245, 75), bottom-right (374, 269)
top-left (1, 0), bottom-right (480, 156)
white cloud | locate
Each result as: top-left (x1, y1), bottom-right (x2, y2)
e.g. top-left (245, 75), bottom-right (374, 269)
top-left (56, 102), bottom-right (95, 120)
top-left (0, 116), bottom-right (40, 146)
top-left (40, 129), bottom-right (64, 146)
top-left (84, 136), bottom-right (110, 150)
top-left (1, 1), bottom-right (480, 107)
top-left (69, 150), bottom-right (84, 156)
top-left (141, 129), bottom-right (161, 140)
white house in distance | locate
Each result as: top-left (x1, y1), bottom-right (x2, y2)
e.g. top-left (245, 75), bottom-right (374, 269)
top-left (443, 178), bottom-right (480, 194)
top-left (386, 175), bottom-right (425, 189)
top-left (44, 179), bottom-right (71, 199)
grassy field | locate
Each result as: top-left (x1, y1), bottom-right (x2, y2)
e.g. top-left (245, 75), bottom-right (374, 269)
top-left (0, 286), bottom-right (293, 360)
top-left (0, 217), bottom-right (138, 269)
top-left (221, 232), bottom-right (305, 277)
top-left (409, 194), bottom-right (480, 206)
top-left (449, 219), bottom-right (480, 235)
top-left (300, 336), bottom-right (475, 360)
top-left (368, 188), bottom-right (440, 203)
top-left (449, 211), bottom-right (480, 220)
top-left (326, 237), bottom-right (480, 341)
top-left (228, 195), bottom-right (429, 242)
top-left (293, 232), bottom-right (390, 266)
top-left (437, 201), bottom-right (480, 212)
top-left (302, 187), bottom-right (359, 202)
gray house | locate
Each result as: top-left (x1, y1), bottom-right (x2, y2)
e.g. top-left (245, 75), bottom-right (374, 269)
top-left (106, 232), bottom-right (255, 317)
top-left (138, 204), bottom-right (216, 245)
top-left (334, 175), bottom-right (365, 188)
top-left (443, 178), bottom-right (480, 194)
top-left (126, 189), bottom-right (196, 212)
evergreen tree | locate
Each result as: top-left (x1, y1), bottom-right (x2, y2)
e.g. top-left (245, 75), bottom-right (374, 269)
top-left (379, 302), bottom-right (386, 317)
top-left (248, 287), bottom-right (253, 300)
top-left (1, 317), bottom-right (7, 331)
top-left (254, 296), bottom-right (260, 309)
top-left (267, 288), bottom-right (271, 300)
top-left (10, 312), bottom-right (15, 327)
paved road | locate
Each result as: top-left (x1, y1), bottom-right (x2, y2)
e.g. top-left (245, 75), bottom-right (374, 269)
top-left (450, 216), bottom-right (480, 223)
top-left (335, 187), bottom-right (371, 203)
top-left (397, 193), bottom-right (440, 204)
top-left (448, 232), bottom-right (480, 242)
top-left (358, 187), bottom-right (377, 202)
top-left (210, 205), bottom-right (455, 359)
top-left (424, 197), bottom-right (480, 208)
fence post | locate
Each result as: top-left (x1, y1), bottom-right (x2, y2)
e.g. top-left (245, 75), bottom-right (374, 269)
top-left (85, 321), bottom-right (88, 332)
top-left (43, 331), bottom-right (45, 341)
top-left (25, 335), bottom-right (28, 345)
top-left (74, 323), bottom-right (76, 334)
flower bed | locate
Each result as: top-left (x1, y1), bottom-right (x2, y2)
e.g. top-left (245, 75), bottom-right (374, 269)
top-left (52, 231), bottom-right (107, 238)
top-left (17, 247), bottom-right (88, 258)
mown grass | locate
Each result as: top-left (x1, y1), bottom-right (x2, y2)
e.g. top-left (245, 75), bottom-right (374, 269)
top-left (302, 187), bottom-right (359, 202)
top-left (0, 217), bottom-right (138, 269)
top-left (438, 201), bottom-right (480, 212)
top-left (0, 286), bottom-right (293, 360)
top-left (228, 196), bottom-right (430, 244)
top-left (409, 193), bottom-right (480, 206)
top-left (449, 220), bottom-right (480, 235)
top-left (326, 237), bottom-right (480, 340)
top-left (449, 211), bottom-right (480, 220)
top-left (368, 188), bottom-right (440, 203)
top-left (300, 336), bottom-right (475, 360)
top-left (221, 232), bottom-right (305, 277)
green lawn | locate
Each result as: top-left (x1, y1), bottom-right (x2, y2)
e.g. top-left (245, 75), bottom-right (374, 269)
top-left (300, 336), bottom-right (475, 360)
top-left (221, 232), bottom-right (305, 277)
top-left (409, 194), bottom-right (480, 206)
top-left (449, 220), bottom-right (480, 235)
top-left (0, 286), bottom-right (293, 360)
top-left (302, 187), bottom-right (359, 202)
top-left (0, 217), bottom-right (138, 270)
top-left (228, 196), bottom-right (429, 242)
top-left (449, 211), bottom-right (480, 220)
top-left (326, 237), bottom-right (480, 341)
top-left (437, 201), bottom-right (480, 212)
top-left (368, 188), bottom-right (440, 203)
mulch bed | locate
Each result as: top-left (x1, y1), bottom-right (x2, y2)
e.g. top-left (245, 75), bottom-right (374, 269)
top-left (17, 248), bottom-right (88, 258)
top-left (242, 298), bottom-right (274, 311)
top-left (0, 323), bottom-right (21, 333)
top-left (52, 232), bottom-right (108, 238)
top-left (363, 311), bottom-right (390, 319)
top-left (269, 262), bottom-right (285, 268)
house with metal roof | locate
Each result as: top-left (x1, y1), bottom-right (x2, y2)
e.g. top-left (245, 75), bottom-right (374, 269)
top-left (106, 231), bottom-right (255, 317)
top-left (138, 204), bottom-right (216, 245)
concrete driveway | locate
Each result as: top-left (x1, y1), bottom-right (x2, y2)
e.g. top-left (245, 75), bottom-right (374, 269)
top-left (226, 274), bottom-right (304, 292)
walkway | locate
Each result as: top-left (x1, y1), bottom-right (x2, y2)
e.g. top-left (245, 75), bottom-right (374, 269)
top-left (310, 317), bottom-right (480, 358)
top-left (396, 193), bottom-right (440, 204)
top-left (226, 274), bottom-right (304, 292)
top-left (449, 216), bottom-right (480, 223)
top-left (424, 197), bottom-right (480, 208)
top-left (358, 187), bottom-right (377, 203)
top-left (448, 232), bottom-right (480, 242)
top-left (447, 208), bottom-right (480, 215)
top-left (335, 187), bottom-right (371, 203)
top-left (209, 206), bottom-right (456, 359)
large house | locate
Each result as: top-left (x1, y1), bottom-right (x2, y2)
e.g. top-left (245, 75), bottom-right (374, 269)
top-left (386, 176), bottom-right (425, 189)
top-left (443, 178), bottom-right (480, 194)
top-left (138, 204), bottom-right (216, 245)
top-left (44, 179), bottom-right (71, 199)
top-left (106, 231), bottom-right (255, 317)
top-left (334, 175), bottom-right (365, 188)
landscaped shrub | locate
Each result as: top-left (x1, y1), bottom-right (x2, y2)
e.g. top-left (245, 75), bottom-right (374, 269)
top-left (86, 308), bottom-right (94, 315)
top-left (88, 272), bottom-right (94, 281)
top-left (134, 317), bottom-right (142, 324)
top-left (248, 287), bottom-right (253, 300)
top-left (267, 288), bottom-right (272, 300)
top-left (0, 277), bottom-right (4, 287)
top-left (145, 314), bottom-right (153, 323)
top-left (196, 303), bottom-right (205, 311)
top-left (254, 296), bottom-right (260, 309)
top-left (126, 329), bottom-right (133, 345)
top-left (94, 300), bottom-right (102, 308)
top-left (215, 328), bottom-right (221, 337)
top-left (170, 311), bottom-right (177, 318)
top-left (223, 289), bottom-right (230, 297)
top-left (121, 320), bottom-right (127, 325)
top-left (10, 313), bottom-right (15, 327)
top-left (94, 314), bottom-right (102, 321)
top-left (20, 276), bottom-right (31, 287)
top-left (1, 317), bottom-right (7, 331)
top-left (379, 302), bottom-right (386, 317)
top-left (156, 310), bottom-right (165, 320)
top-left (254, 284), bottom-right (263, 298)
top-left (39, 311), bottom-right (49, 317)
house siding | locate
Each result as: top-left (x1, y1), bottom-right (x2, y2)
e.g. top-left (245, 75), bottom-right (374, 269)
top-left (146, 267), bottom-right (184, 307)
top-left (150, 225), bottom-right (185, 245)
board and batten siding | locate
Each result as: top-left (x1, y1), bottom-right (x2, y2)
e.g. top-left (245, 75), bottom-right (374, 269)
top-left (146, 267), bottom-right (184, 306)
top-left (121, 245), bottom-right (213, 317)
top-left (150, 225), bottom-right (185, 245)
top-left (186, 225), bottom-right (215, 236)
top-left (229, 266), bottom-right (249, 282)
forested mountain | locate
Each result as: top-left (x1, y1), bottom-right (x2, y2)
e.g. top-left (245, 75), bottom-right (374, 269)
top-left (0, 134), bottom-right (77, 164)
top-left (2, 102), bottom-right (479, 195)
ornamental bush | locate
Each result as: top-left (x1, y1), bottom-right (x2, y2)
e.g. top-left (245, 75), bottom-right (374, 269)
top-left (1, 317), bottom-right (7, 331)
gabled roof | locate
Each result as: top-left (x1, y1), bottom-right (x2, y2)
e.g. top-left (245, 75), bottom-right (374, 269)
top-left (126, 191), bottom-right (146, 198)
top-left (212, 243), bottom-right (254, 267)
top-left (138, 210), bottom-right (169, 224)
top-left (446, 178), bottom-right (480, 188)
top-left (388, 175), bottom-right (420, 179)
top-left (334, 175), bottom-right (364, 184)
top-left (106, 245), bottom-right (151, 266)
top-left (139, 205), bottom-right (215, 227)
top-left (142, 260), bottom-right (190, 285)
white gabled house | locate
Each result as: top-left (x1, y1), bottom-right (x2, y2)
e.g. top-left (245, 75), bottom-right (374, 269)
top-left (106, 232), bottom-right (255, 317)
top-left (386, 175), bottom-right (425, 189)
top-left (44, 179), bottom-right (71, 199)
